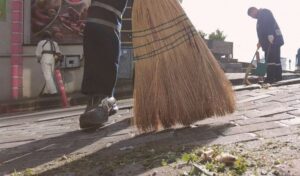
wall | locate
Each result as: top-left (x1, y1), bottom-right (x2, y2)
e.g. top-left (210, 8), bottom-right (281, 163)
top-left (0, 57), bottom-right (11, 101)
top-left (0, 0), bottom-right (133, 102)
top-left (0, 0), bottom-right (11, 101)
top-left (0, 0), bottom-right (10, 53)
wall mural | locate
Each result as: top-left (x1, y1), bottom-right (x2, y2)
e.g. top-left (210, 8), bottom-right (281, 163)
top-left (31, 0), bottom-right (91, 44)
top-left (0, 0), bottom-right (6, 21)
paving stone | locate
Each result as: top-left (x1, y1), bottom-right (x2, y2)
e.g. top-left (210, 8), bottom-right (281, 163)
top-left (240, 139), bottom-right (265, 150)
top-left (238, 109), bottom-right (260, 117)
top-left (243, 109), bottom-right (262, 118)
top-left (291, 104), bottom-right (300, 108)
top-left (235, 94), bottom-right (253, 101)
top-left (281, 117), bottom-right (300, 125)
top-left (275, 159), bottom-right (300, 176)
top-left (0, 141), bottom-right (33, 150)
top-left (234, 113), bottom-right (294, 126)
top-left (275, 134), bottom-right (300, 145)
top-left (192, 133), bottom-right (258, 145)
top-left (258, 93), bottom-right (290, 103)
top-left (193, 115), bottom-right (243, 126)
top-left (106, 127), bottom-right (135, 138)
top-left (255, 126), bottom-right (300, 138)
top-left (256, 102), bottom-right (284, 111)
top-left (288, 109), bottom-right (300, 116)
top-left (264, 90), bottom-right (284, 95)
top-left (236, 101), bottom-right (254, 110)
top-left (276, 95), bottom-right (300, 103)
top-left (237, 94), bottom-right (271, 103)
top-left (281, 100), bottom-right (300, 107)
top-left (0, 136), bottom-right (36, 144)
top-left (234, 90), bottom-right (252, 97)
top-left (3, 84), bottom-right (300, 174)
top-left (169, 131), bottom-right (220, 147)
top-left (237, 102), bottom-right (279, 111)
top-left (218, 121), bottom-right (283, 135)
top-left (36, 114), bottom-right (79, 122)
top-left (244, 107), bottom-right (296, 118)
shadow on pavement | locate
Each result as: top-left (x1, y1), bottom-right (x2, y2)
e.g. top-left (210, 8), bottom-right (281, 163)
top-left (39, 123), bottom-right (233, 176)
top-left (0, 118), bottom-right (131, 174)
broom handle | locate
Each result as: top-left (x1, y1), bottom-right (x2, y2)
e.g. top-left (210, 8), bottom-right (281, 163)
top-left (243, 49), bottom-right (260, 85)
top-left (246, 49), bottom-right (259, 73)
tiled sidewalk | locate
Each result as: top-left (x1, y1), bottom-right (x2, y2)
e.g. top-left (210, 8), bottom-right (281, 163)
top-left (1, 84), bottom-right (300, 175)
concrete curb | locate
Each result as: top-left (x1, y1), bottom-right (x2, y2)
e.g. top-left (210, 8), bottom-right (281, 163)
top-left (233, 84), bottom-right (262, 91)
top-left (272, 78), bottom-right (300, 87)
top-left (233, 78), bottom-right (300, 91)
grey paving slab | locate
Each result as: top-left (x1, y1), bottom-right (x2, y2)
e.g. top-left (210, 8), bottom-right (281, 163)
top-left (281, 117), bottom-right (300, 126)
top-left (255, 126), bottom-right (300, 138)
top-left (235, 94), bottom-right (253, 101)
top-left (256, 93), bottom-right (290, 103)
top-left (193, 115), bottom-right (244, 126)
top-left (236, 101), bottom-right (261, 110)
top-left (287, 109), bottom-right (300, 116)
top-left (281, 100), bottom-right (300, 107)
top-left (254, 102), bottom-right (283, 111)
top-left (3, 84), bottom-right (300, 175)
top-left (237, 94), bottom-right (271, 103)
top-left (234, 113), bottom-right (295, 126)
top-left (234, 109), bottom-right (259, 117)
top-left (218, 121), bottom-right (283, 136)
top-left (276, 159), bottom-right (300, 176)
top-left (0, 136), bottom-right (36, 145)
top-left (192, 133), bottom-right (258, 145)
top-left (291, 104), bottom-right (300, 108)
top-left (244, 107), bottom-right (296, 118)
top-left (276, 95), bottom-right (300, 103)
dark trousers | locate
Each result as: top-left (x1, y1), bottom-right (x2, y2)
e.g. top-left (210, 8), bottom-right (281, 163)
top-left (264, 45), bottom-right (282, 83)
top-left (81, 23), bottom-right (121, 96)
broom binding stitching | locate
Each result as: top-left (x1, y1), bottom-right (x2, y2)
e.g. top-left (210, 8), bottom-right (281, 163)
top-left (134, 28), bottom-right (198, 60)
top-left (132, 14), bottom-right (187, 37)
top-left (133, 26), bottom-right (196, 49)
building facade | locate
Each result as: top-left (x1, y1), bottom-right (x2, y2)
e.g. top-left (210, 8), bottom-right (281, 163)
top-left (0, 0), bottom-right (133, 102)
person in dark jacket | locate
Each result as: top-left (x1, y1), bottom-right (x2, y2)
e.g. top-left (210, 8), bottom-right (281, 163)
top-left (248, 7), bottom-right (284, 83)
top-left (80, 0), bottom-right (128, 129)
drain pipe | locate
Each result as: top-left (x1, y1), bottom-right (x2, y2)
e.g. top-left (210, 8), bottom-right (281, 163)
top-left (10, 0), bottom-right (23, 99)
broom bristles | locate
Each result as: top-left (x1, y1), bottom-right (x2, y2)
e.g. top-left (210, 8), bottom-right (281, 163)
top-left (132, 0), bottom-right (235, 132)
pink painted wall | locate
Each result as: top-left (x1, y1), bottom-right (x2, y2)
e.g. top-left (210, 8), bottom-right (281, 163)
top-left (10, 0), bottom-right (23, 99)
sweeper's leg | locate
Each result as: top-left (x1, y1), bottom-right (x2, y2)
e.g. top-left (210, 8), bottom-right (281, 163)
top-left (80, 23), bottom-right (120, 129)
top-left (80, 96), bottom-right (117, 129)
top-left (265, 45), bottom-right (282, 83)
top-left (273, 46), bottom-right (283, 82)
top-left (85, 95), bottom-right (118, 115)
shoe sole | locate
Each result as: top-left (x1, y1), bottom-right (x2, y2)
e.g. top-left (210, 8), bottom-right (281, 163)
top-left (81, 124), bottom-right (104, 132)
top-left (79, 108), bottom-right (109, 130)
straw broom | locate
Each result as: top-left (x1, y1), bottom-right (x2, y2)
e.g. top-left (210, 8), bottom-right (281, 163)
top-left (132, 0), bottom-right (236, 132)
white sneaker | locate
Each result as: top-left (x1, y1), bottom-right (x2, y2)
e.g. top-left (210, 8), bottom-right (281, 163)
top-left (102, 97), bottom-right (118, 116)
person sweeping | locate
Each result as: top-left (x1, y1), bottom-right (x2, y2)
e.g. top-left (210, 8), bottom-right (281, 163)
top-left (79, 0), bottom-right (128, 129)
top-left (132, 0), bottom-right (236, 132)
top-left (247, 7), bottom-right (284, 84)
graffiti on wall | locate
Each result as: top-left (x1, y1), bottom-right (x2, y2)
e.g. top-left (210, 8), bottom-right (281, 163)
top-left (0, 0), bottom-right (6, 21)
top-left (31, 0), bottom-right (91, 44)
